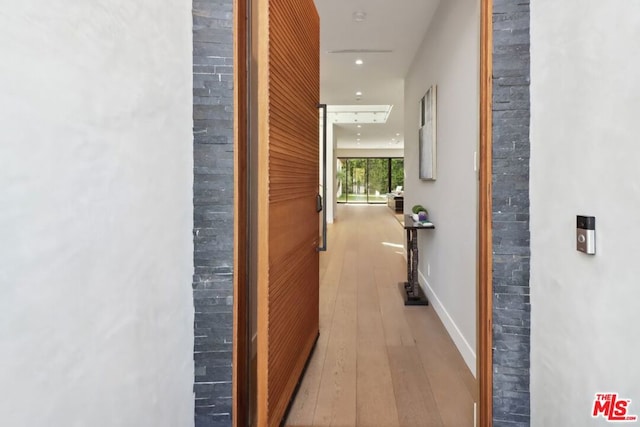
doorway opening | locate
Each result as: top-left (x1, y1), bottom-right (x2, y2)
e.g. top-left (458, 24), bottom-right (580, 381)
top-left (337, 158), bottom-right (404, 204)
top-left (233, 0), bottom-right (495, 425)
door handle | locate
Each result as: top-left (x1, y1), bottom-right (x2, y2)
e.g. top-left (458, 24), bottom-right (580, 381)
top-left (317, 103), bottom-right (327, 252)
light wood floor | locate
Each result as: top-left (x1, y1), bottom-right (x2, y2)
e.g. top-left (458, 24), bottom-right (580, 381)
top-left (285, 205), bottom-right (477, 427)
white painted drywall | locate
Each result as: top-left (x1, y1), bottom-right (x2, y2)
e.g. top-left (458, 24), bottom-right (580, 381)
top-left (404, 0), bottom-right (479, 375)
top-left (0, 2), bottom-right (194, 426)
top-left (327, 123), bottom-right (337, 223)
top-left (530, 2), bottom-right (640, 425)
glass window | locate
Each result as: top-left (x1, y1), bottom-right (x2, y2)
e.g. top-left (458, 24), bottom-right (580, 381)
top-left (337, 157), bottom-right (404, 204)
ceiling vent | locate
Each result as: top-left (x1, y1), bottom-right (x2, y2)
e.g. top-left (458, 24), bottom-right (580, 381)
top-left (327, 49), bottom-right (393, 54)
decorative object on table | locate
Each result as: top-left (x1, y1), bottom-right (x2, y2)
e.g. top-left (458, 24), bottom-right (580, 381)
top-left (418, 85), bottom-right (437, 180)
top-left (411, 204), bottom-right (429, 222)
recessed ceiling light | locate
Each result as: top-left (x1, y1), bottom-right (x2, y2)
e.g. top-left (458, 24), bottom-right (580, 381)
top-left (396, 133), bottom-right (401, 136)
top-left (357, 125), bottom-right (362, 128)
top-left (357, 138), bottom-right (361, 142)
top-left (355, 91), bottom-right (363, 96)
top-left (357, 133), bottom-right (361, 136)
top-left (352, 11), bottom-right (367, 22)
top-left (355, 59), bottom-right (364, 65)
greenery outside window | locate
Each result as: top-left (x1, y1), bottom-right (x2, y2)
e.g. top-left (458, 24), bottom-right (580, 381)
top-left (337, 157), bottom-right (404, 204)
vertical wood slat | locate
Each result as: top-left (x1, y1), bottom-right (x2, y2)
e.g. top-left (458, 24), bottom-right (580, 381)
top-left (267, 0), bottom-right (320, 422)
top-left (479, 0), bottom-right (493, 425)
top-left (256, 0), bottom-right (320, 426)
top-left (256, 0), bottom-right (271, 424)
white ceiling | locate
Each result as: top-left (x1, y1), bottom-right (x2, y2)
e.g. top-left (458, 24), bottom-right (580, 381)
top-left (313, 0), bottom-right (440, 150)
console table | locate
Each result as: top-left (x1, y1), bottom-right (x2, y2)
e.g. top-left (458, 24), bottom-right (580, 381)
top-left (401, 215), bottom-right (435, 306)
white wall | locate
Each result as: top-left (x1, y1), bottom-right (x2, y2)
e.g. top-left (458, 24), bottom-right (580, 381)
top-left (0, 3), bottom-right (194, 426)
top-left (530, 2), bottom-right (640, 425)
top-left (327, 123), bottom-right (337, 223)
top-left (404, 0), bottom-right (479, 375)
top-left (320, 119), bottom-right (338, 223)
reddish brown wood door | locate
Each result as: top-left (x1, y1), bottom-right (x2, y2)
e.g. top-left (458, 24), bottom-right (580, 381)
top-left (255, 0), bottom-right (320, 425)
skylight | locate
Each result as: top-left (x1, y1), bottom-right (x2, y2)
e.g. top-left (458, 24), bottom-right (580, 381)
top-left (327, 105), bottom-right (393, 124)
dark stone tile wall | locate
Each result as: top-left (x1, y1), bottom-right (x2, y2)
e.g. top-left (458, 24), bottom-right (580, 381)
top-left (192, 0), bottom-right (234, 426)
top-left (492, 0), bottom-right (531, 425)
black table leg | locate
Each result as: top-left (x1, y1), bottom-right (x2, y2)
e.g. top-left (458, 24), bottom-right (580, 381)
top-left (405, 229), bottom-right (412, 290)
top-left (403, 228), bottom-right (428, 306)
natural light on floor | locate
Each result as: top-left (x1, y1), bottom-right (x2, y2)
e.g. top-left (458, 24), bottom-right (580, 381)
top-left (382, 242), bottom-right (404, 249)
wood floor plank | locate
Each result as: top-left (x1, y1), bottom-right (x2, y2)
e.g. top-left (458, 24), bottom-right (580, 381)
top-left (405, 308), bottom-right (476, 426)
top-left (387, 345), bottom-right (444, 427)
top-left (356, 346), bottom-right (401, 427)
top-left (286, 223), bottom-right (344, 426)
top-left (285, 329), bottom-right (328, 426)
top-left (355, 238), bottom-right (400, 427)
top-left (310, 250), bottom-right (358, 427)
top-left (375, 267), bottom-right (416, 347)
top-left (285, 205), bottom-right (477, 427)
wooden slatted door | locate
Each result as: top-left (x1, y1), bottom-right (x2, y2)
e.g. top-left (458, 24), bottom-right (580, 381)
top-left (255, 0), bottom-right (320, 426)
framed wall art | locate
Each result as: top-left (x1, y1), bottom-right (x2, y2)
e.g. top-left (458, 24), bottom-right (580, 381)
top-left (419, 85), bottom-right (437, 180)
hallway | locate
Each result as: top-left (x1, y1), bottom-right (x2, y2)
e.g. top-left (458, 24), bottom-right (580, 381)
top-left (285, 205), bottom-right (476, 427)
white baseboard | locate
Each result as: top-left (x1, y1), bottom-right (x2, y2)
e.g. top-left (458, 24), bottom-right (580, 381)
top-left (417, 270), bottom-right (477, 378)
